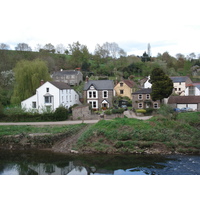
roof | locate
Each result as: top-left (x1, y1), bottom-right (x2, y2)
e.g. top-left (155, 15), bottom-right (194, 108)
top-left (132, 88), bottom-right (152, 94)
top-left (49, 81), bottom-right (71, 89)
top-left (122, 80), bottom-right (137, 88)
top-left (168, 96), bottom-right (200, 104)
top-left (170, 76), bottom-right (189, 83)
top-left (84, 80), bottom-right (114, 90)
top-left (53, 70), bottom-right (82, 76)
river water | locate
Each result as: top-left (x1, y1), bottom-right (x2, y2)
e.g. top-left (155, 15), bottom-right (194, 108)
top-left (0, 150), bottom-right (200, 175)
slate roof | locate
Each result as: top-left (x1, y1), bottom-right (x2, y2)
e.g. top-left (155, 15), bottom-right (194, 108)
top-left (50, 81), bottom-right (71, 89)
top-left (53, 70), bottom-right (81, 76)
top-left (84, 80), bottom-right (114, 90)
top-left (168, 96), bottom-right (200, 104)
top-left (170, 76), bottom-right (189, 83)
top-left (132, 88), bottom-right (152, 94)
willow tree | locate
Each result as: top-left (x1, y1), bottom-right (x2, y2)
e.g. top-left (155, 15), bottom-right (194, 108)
top-left (11, 59), bottom-right (51, 104)
top-left (149, 68), bottom-right (173, 103)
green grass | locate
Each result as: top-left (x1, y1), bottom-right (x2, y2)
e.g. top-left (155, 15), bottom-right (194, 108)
top-left (77, 113), bottom-right (200, 154)
top-left (0, 124), bottom-right (86, 136)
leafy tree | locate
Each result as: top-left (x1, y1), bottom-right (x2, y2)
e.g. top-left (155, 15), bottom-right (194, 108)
top-left (68, 41), bottom-right (90, 68)
top-left (149, 68), bottom-right (173, 103)
top-left (11, 59), bottom-right (51, 104)
top-left (141, 51), bottom-right (151, 62)
top-left (43, 43), bottom-right (55, 53)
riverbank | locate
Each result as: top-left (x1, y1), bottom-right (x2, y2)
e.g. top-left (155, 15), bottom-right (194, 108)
top-left (0, 112), bottom-right (200, 155)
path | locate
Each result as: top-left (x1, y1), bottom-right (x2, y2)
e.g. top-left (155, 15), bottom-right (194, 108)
top-left (52, 124), bottom-right (91, 153)
top-left (124, 110), bottom-right (152, 120)
top-left (0, 120), bottom-right (99, 126)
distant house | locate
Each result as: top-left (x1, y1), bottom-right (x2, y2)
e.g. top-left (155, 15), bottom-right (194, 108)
top-left (132, 88), bottom-right (160, 110)
top-left (52, 69), bottom-right (83, 86)
top-left (142, 76), bottom-right (152, 88)
top-left (185, 82), bottom-right (200, 96)
top-left (114, 80), bottom-right (138, 99)
top-left (21, 81), bottom-right (81, 113)
top-left (83, 80), bottom-right (115, 109)
top-left (170, 76), bottom-right (192, 96)
top-left (168, 96), bottom-right (200, 111)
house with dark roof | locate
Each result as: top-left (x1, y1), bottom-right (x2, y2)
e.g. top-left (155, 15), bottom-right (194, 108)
top-left (168, 96), bottom-right (200, 111)
top-left (83, 80), bottom-right (115, 109)
top-left (21, 81), bottom-right (81, 113)
top-left (132, 88), bottom-right (160, 110)
top-left (52, 69), bottom-right (83, 86)
top-left (114, 79), bottom-right (138, 99)
top-left (170, 76), bottom-right (192, 95)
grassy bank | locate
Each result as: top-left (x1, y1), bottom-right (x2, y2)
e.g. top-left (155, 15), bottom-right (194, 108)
top-left (76, 112), bottom-right (200, 154)
top-left (0, 124), bottom-right (86, 148)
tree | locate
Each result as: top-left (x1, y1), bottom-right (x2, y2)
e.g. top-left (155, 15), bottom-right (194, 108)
top-left (56, 44), bottom-right (65, 54)
top-left (141, 51), bottom-right (150, 62)
top-left (0, 43), bottom-right (10, 50)
top-left (43, 43), bottom-right (55, 53)
top-left (15, 43), bottom-right (32, 51)
top-left (149, 68), bottom-right (173, 103)
top-left (11, 59), bottom-right (51, 104)
top-left (68, 41), bottom-right (90, 68)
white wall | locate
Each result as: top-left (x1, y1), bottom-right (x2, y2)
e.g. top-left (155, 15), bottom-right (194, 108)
top-left (21, 82), bottom-right (81, 113)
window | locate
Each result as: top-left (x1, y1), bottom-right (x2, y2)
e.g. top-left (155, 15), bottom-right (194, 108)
top-left (102, 90), bottom-right (108, 98)
top-left (44, 96), bottom-right (52, 103)
top-left (120, 82), bottom-right (123, 87)
top-left (87, 90), bottom-right (97, 98)
top-left (138, 94), bottom-right (143, 100)
top-left (88, 100), bottom-right (98, 109)
top-left (138, 103), bottom-right (143, 108)
top-left (146, 94), bottom-right (150, 99)
top-left (178, 88), bottom-right (181, 91)
top-left (120, 90), bottom-right (124, 94)
top-left (175, 88), bottom-right (177, 91)
top-left (179, 82), bottom-right (181, 85)
top-left (154, 103), bottom-right (158, 108)
top-left (32, 102), bottom-right (36, 108)
top-left (46, 88), bottom-right (49, 92)
top-left (189, 86), bottom-right (195, 96)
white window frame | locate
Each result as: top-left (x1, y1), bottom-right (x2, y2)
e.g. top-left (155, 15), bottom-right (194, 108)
top-left (153, 103), bottom-right (158, 109)
top-left (138, 94), bottom-right (143, 100)
top-left (102, 90), bottom-right (108, 98)
top-left (146, 94), bottom-right (150, 99)
top-left (138, 103), bottom-right (143, 109)
top-left (87, 90), bottom-right (98, 98)
top-left (88, 100), bottom-right (98, 109)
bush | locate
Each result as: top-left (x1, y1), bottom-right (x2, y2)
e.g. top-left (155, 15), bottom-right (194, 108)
top-left (112, 108), bottom-right (124, 114)
top-left (136, 109), bottom-right (146, 113)
top-left (104, 110), bottom-right (111, 115)
top-left (53, 106), bottom-right (69, 121)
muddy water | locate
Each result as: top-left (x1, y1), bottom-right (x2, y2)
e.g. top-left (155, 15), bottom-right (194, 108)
top-left (0, 150), bottom-right (200, 175)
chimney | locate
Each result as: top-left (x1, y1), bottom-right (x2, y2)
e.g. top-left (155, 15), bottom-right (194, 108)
top-left (85, 76), bottom-right (89, 83)
top-left (40, 80), bottom-right (44, 85)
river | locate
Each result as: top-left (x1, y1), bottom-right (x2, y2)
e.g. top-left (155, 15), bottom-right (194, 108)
top-left (0, 149), bottom-right (200, 175)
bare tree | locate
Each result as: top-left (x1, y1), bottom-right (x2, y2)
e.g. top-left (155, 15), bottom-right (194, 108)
top-left (34, 44), bottom-right (43, 52)
top-left (0, 43), bottom-right (10, 50)
top-left (43, 43), bottom-right (55, 53)
top-left (56, 44), bottom-right (65, 54)
top-left (15, 43), bottom-right (32, 51)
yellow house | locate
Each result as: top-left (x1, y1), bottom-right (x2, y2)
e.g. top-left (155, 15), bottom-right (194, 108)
top-left (114, 80), bottom-right (138, 99)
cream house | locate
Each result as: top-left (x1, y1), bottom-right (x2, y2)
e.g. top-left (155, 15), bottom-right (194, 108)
top-left (114, 80), bottom-right (138, 100)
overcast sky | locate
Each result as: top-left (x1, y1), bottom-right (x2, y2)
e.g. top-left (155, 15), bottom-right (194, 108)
top-left (1, 0), bottom-right (200, 57)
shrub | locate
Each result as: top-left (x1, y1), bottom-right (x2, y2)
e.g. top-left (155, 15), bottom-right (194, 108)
top-left (53, 106), bottom-right (69, 121)
top-left (104, 110), bottom-right (111, 115)
top-left (136, 109), bottom-right (146, 113)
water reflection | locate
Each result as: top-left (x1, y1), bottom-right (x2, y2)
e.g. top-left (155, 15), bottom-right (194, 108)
top-left (0, 150), bottom-right (200, 175)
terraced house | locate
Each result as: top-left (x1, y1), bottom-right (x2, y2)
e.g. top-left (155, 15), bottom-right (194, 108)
top-left (83, 79), bottom-right (115, 110)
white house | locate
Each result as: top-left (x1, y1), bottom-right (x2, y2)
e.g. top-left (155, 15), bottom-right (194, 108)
top-left (185, 83), bottom-right (200, 96)
top-left (21, 81), bottom-right (81, 112)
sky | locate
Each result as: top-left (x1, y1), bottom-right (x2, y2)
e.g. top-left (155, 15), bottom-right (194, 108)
top-left (1, 0), bottom-right (200, 57)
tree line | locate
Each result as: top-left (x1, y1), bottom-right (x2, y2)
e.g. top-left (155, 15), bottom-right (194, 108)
top-left (0, 41), bottom-right (200, 107)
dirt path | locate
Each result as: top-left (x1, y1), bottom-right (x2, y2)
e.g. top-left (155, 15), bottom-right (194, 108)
top-left (52, 124), bottom-right (91, 153)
